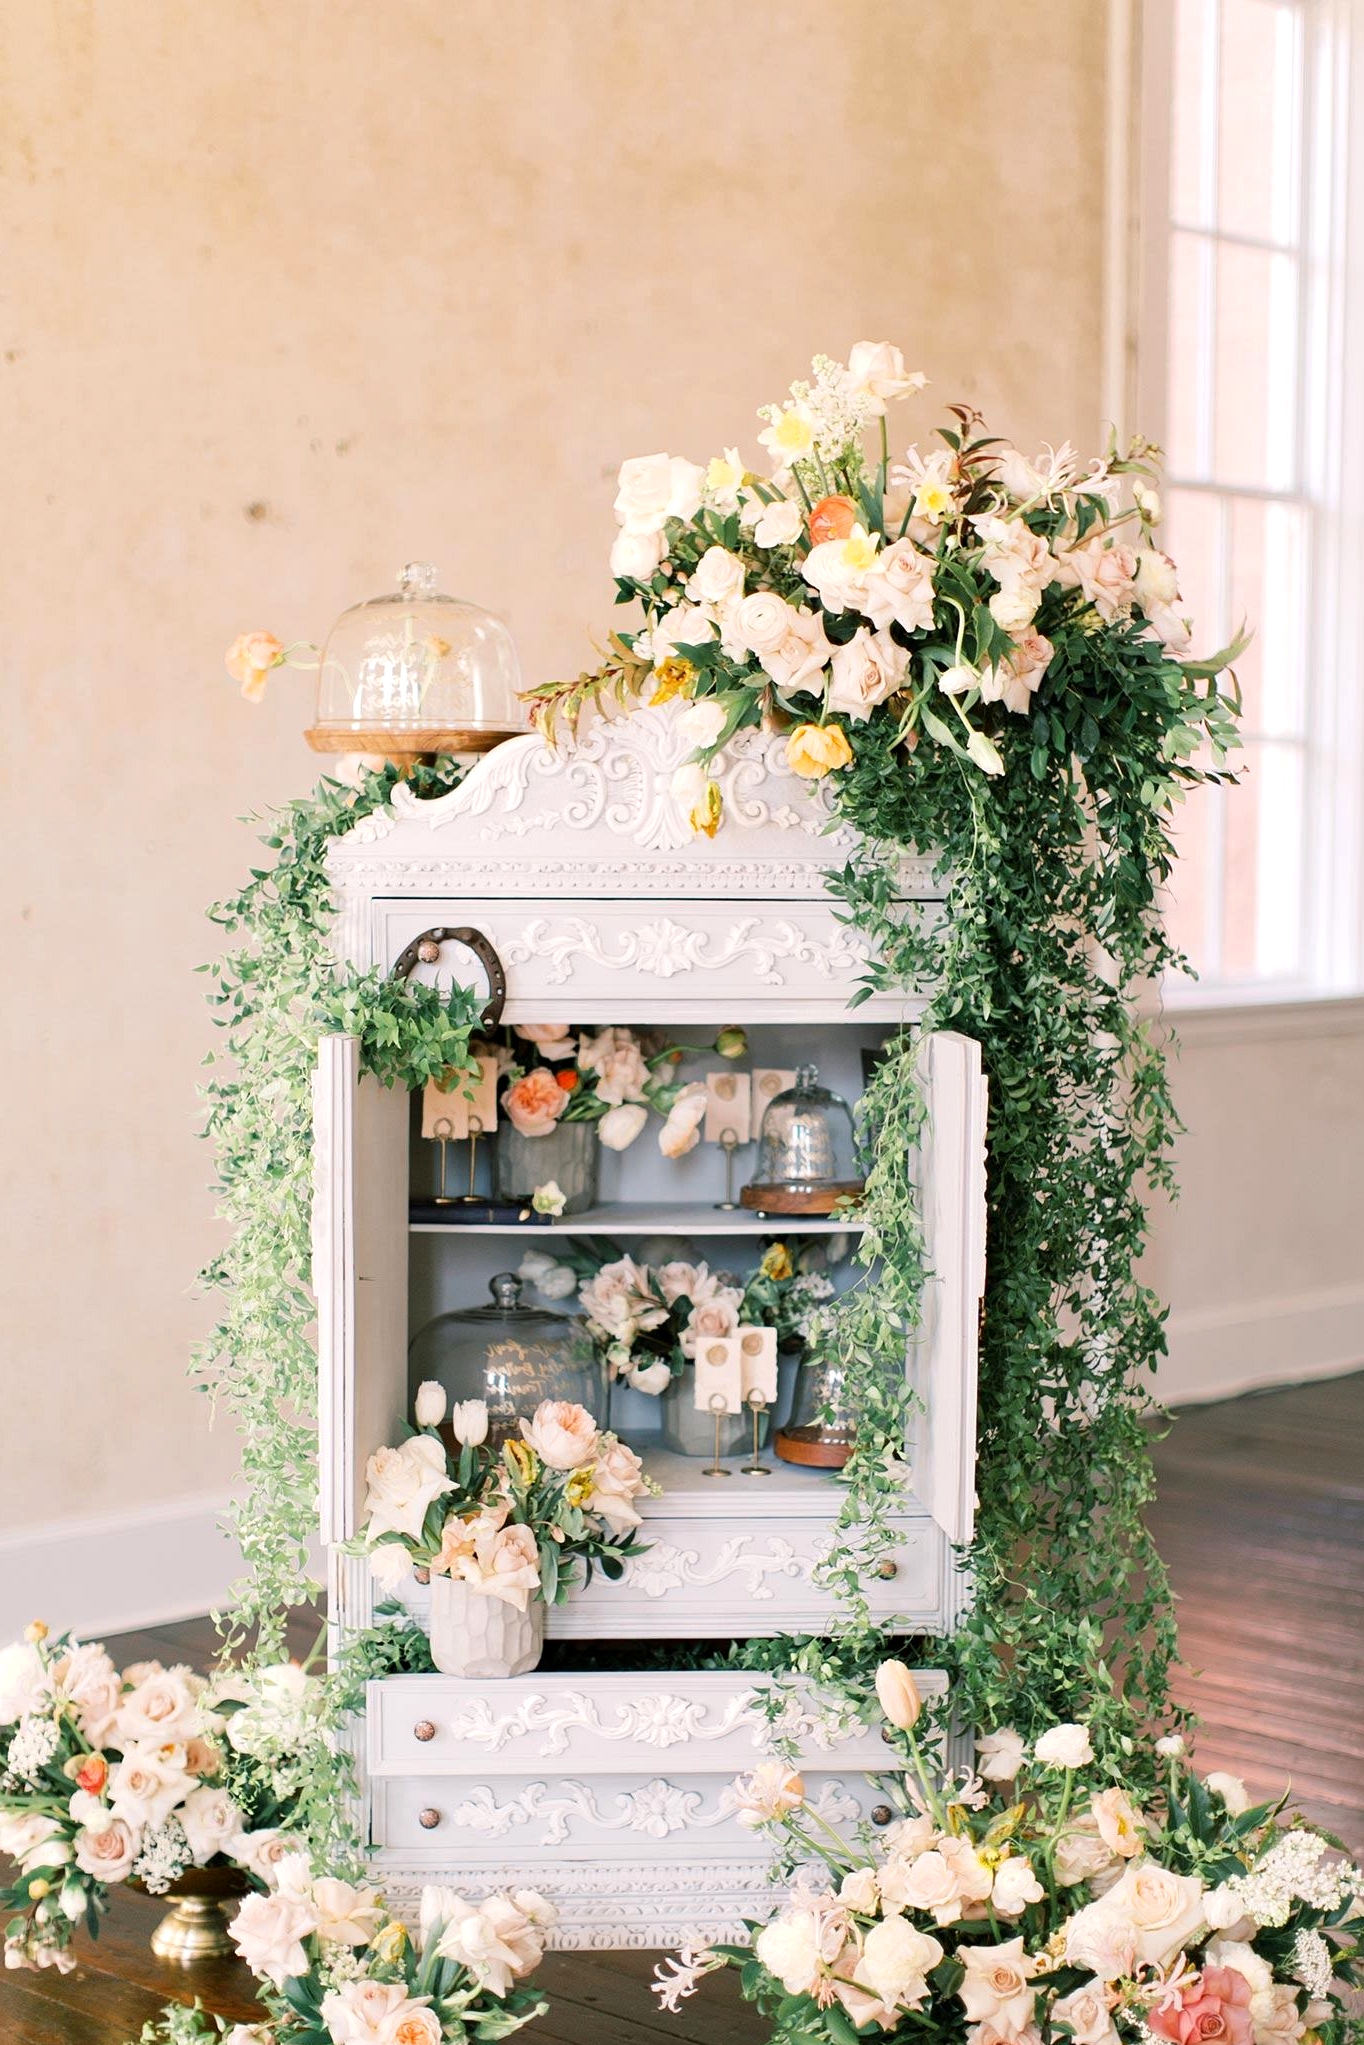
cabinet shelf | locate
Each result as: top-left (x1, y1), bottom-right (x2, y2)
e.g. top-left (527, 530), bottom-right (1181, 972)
top-left (409, 1201), bottom-right (867, 1239)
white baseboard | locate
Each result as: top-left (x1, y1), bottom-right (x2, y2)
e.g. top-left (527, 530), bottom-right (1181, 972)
top-left (1159, 1282), bottom-right (1364, 1406)
top-left (0, 1496), bottom-right (244, 1645)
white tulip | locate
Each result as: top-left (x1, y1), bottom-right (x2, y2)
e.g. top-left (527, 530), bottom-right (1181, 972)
top-left (414, 1381), bottom-right (446, 1428)
top-left (450, 1399), bottom-right (489, 1447)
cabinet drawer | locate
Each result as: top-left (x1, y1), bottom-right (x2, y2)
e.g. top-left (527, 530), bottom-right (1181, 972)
top-left (373, 1765), bottom-right (891, 1861)
top-left (374, 896), bottom-right (886, 1023)
top-left (368, 1667), bottom-right (945, 1778)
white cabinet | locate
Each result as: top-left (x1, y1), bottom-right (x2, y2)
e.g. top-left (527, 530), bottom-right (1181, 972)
top-left (313, 704), bottom-right (986, 1948)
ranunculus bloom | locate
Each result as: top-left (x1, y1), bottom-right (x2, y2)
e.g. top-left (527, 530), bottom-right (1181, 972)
top-left (225, 631), bottom-right (285, 702)
top-left (807, 495), bottom-right (859, 545)
top-left (1034, 1722), bottom-right (1094, 1769)
top-left (977, 1727), bottom-right (1027, 1781)
top-left (1149, 1966), bottom-right (1254, 2045)
top-left (786, 722), bottom-right (853, 778)
top-left (504, 1066), bottom-right (569, 1137)
top-left (521, 1399), bottom-right (599, 1470)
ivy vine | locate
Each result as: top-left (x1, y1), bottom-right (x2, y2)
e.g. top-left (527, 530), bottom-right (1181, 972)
top-left (196, 760), bottom-right (475, 1658)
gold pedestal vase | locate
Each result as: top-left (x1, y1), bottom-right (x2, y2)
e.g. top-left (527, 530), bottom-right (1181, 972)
top-left (134, 1864), bottom-right (251, 1963)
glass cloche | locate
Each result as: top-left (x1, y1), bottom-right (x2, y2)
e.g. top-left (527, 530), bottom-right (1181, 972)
top-left (408, 1273), bottom-right (604, 1447)
top-left (306, 561), bottom-right (524, 764)
top-left (740, 1064), bottom-right (864, 1216)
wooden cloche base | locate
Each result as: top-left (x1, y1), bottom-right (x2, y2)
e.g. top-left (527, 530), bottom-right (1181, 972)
top-left (774, 1426), bottom-right (854, 1469)
top-left (304, 726), bottom-right (523, 768)
top-left (739, 1179), bottom-right (864, 1216)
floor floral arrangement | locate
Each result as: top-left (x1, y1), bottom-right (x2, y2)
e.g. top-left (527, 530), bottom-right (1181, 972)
top-left (132, 1863), bottom-right (554, 2045)
top-left (656, 1664), bottom-right (1364, 2045)
top-left (0, 1624), bottom-right (324, 1971)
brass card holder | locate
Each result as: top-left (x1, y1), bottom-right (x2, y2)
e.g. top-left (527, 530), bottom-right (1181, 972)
top-left (702, 1394), bottom-right (733, 1478)
top-left (741, 1390), bottom-right (770, 1476)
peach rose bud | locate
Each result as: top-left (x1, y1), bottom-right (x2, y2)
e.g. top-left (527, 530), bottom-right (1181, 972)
top-left (74, 1753), bottom-right (109, 1795)
top-left (875, 1658), bottom-right (922, 1731)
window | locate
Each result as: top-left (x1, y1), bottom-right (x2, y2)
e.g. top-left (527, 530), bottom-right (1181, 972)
top-left (1136, 0), bottom-right (1361, 997)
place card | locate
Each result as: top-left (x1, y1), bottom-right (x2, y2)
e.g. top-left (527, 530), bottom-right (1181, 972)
top-left (422, 1055), bottom-right (499, 1140)
top-left (704, 1069), bottom-right (752, 1145)
top-left (693, 1336), bottom-right (743, 1414)
top-left (737, 1326), bottom-right (778, 1405)
top-left (752, 1068), bottom-right (797, 1117)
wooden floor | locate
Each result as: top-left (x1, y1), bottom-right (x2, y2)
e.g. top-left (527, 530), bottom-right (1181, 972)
top-left (3, 1370), bottom-right (1360, 2044)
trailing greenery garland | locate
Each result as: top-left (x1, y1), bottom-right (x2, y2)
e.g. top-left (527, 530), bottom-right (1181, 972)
top-left (197, 759), bottom-right (475, 1658)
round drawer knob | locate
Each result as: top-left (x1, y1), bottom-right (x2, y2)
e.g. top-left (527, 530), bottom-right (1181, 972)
top-left (412, 1721), bottom-right (436, 1743)
top-left (417, 939), bottom-right (442, 964)
top-left (880, 1724), bottom-right (900, 1745)
top-left (870, 1804), bottom-right (894, 1827)
top-left (412, 1565), bottom-right (431, 1585)
top-left (418, 1807), bottom-right (442, 1830)
top-left (875, 1559), bottom-right (898, 1580)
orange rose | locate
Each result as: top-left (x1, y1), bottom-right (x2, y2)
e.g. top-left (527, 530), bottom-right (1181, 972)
top-left (807, 495), bottom-right (859, 545)
top-left (555, 1068), bottom-right (580, 1092)
top-left (504, 1066), bottom-right (570, 1137)
top-left (225, 630), bottom-right (285, 702)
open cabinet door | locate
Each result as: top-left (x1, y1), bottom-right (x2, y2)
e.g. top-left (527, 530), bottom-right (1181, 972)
top-left (909, 1031), bottom-right (988, 1563)
top-left (313, 1036), bottom-right (410, 1634)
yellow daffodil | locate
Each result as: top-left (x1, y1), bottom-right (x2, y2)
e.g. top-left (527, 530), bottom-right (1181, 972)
top-left (651, 657), bottom-right (696, 704)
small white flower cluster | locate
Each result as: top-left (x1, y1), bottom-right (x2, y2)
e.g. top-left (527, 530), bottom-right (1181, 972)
top-left (130, 1814), bottom-right (191, 1895)
top-left (1225, 1829), bottom-right (1355, 1928)
top-left (1290, 1926), bottom-right (1334, 1998)
top-left (6, 1711), bottom-right (60, 1783)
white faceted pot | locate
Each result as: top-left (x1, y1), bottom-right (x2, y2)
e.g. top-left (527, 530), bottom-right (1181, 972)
top-left (428, 1575), bottom-right (546, 1677)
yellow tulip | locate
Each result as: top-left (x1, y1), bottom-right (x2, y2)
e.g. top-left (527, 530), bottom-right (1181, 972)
top-left (786, 722), bottom-right (853, 779)
top-left (759, 1243), bottom-right (793, 1282)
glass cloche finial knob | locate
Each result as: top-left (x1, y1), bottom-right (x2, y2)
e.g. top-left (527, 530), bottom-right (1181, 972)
top-left (398, 561), bottom-right (438, 599)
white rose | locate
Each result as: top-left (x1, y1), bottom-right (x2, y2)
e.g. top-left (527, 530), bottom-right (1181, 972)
top-left (231, 1828), bottom-right (307, 1885)
top-left (320, 1979), bottom-right (424, 2045)
top-left (687, 546), bottom-right (745, 607)
top-left (414, 1380), bottom-right (446, 1428)
top-left (1099, 1860), bottom-right (1205, 1968)
top-left (759, 605), bottom-right (832, 696)
top-left (519, 1251), bottom-right (579, 1298)
top-left (861, 536), bottom-right (936, 635)
top-left (436, 1892), bottom-right (550, 1997)
top-left (115, 1666), bottom-right (203, 1747)
top-left (838, 1868), bottom-right (881, 1913)
top-left (48, 1644), bottom-right (122, 1746)
top-left (179, 1785), bottom-right (243, 1865)
top-left (73, 1816), bottom-right (140, 1883)
top-left (231, 1886), bottom-right (319, 1988)
top-left (1206, 1939), bottom-right (1273, 1998)
top-left (626, 1360), bottom-right (672, 1396)
top-left (613, 453), bottom-right (704, 535)
top-left (1135, 548), bottom-right (1179, 608)
top-left (750, 497), bottom-right (803, 547)
top-left (677, 699), bottom-right (728, 748)
top-left (1034, 1723), bottom-right (1094, 1769)
top-left (584, 1438), bottom-right (647, 1535)
top-left (858, 1914), bottom-right (943, 2008)
top-left (755, 1908), bottom-right (824, 1996)
top-left (0, 1812), bottom-right (61, 1866)
top-left (1206, 1772), bottom-right (1249, 1816)
top-left (680, 1288), bottom-right (743, 1359)
top-left (1055, 1818), bottom-right (1119, 1888)
top-left (732, 590), bottom-right (793, 656)
top-left (847, 341), bottom-right (925, 409)
top-left (1052, 1979), bottom-right (1121, 2045)
top-left (658, 1084), bottom-right (708, 1160)
top-left (368, 1543), bottom-right (413, 1594)
top-left (650, 603), bottom-right (715, 662)
top-left (610, 526), bottom-right (667, 581)
top-left (598, 1103), bottom-right (649, 1151)
top-left (1064, 1900), bottom-right (1138, 1980)
top-left (108, 1745), bottom-right (196, 1829)
top-left (977, 1728), bottom-right (1027, 1781)
top-left (1204, 1883), bottom-right (1257, 1933)
top-left (656, 1259), bottom-right (712, 1305)
top-left (0, 1643), bottom-right (48, 1724)
top-left (826, 626), bottom-right (904, 722)
top-left (311, 1876), bottom-right (384, 1948)
top-left (1251, 1982), bottom-right (1306, 2045)
top-left (362, 1434), bottom-right (453, 1542)
top-left (958, 1936), bottom-right (1037, 2036)
top-left (991, 1854), bottom-right (1045, 1917)
top-left (989, 582), bottom-right (1043, 634)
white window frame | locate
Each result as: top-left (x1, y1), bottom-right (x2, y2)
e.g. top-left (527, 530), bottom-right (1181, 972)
top-left (1113, 0), bottom-right (1364, 1006)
